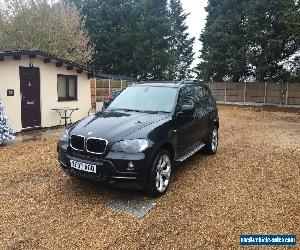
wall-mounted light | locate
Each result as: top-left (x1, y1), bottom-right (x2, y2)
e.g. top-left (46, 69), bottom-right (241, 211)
top-left (29, 61), bottom-right (34, 68)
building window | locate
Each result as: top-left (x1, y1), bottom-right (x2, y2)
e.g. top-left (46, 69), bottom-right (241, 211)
top-left (57, 75), bottom-right (77, 101)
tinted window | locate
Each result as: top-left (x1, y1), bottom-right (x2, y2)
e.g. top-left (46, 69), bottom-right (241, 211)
top-left (207, 89), bottom-right (216, 110)
top-left (108, 86), bottom-right (177, 112)
top-left (194, 86), bottom-right (215, 113)
top-left (178, 86), bottom-right (194, 107)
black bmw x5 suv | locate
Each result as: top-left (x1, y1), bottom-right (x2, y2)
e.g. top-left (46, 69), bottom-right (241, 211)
top-left (57, 81), bottom-right (219, 196)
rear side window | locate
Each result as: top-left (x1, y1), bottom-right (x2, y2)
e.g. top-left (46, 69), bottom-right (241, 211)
top-left (194, 86), bottom-right (216, 113)
top-left (207, 88), bottom-right (216, 110)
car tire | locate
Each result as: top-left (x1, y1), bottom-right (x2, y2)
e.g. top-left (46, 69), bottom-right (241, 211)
top-left (145, 150), bottom-right (172, 197)
top-left (203, 126), bottom-right (219, 155)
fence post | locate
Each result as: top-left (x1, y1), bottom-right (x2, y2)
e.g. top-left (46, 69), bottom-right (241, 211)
top-left (286, 83), bottom-right (289, 105)
top-left (224, 83), bottom-right (227, 103)
top-left (93, 78), bottom-right (97, 105)
top-left (108, 79), bottom-right (111, 94)
top-left (264, 82), bottom-right (267, 103)
top-left (121, 79), bottom-right (123, 89)
top-left (244, 82), bottom-right (246, 102)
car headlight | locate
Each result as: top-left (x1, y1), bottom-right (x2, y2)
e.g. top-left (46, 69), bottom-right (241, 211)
top-left (60, 129), bottom-right (70, 142)
top-left (111, 139), bottom-right (149, 153)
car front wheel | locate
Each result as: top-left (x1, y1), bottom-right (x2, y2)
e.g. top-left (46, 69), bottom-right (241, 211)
top-left (145, 150), bottom-right (172, 197)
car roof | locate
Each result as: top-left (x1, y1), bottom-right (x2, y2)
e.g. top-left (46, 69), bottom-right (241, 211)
top-left (132, 80), bottom-right (207, 88)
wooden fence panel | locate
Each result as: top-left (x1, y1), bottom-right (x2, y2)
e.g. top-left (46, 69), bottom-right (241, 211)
top-left (288, 83), bottom-right (300, 97)
top-left (211, 89), bottom-right (225, 96)
top-left (287, 83), bottom-right (300, 105)
top-left (245, 83), bottom-right (265, 96)
top-left (208, 82), bottom-right (300, 105)
top-left (208, 82), bottom-right (225, 90)
top-left (226, 89), bottom-right (244, 96)
top-left (266, 97), bottom-right (281, 104)
top-left (288, 98), bottom-right (300, 105)
top-left (214, 95), bottom-right (225, 102)
top-left (226, 95), bottom-right (244, 102)
top-left (96, 79), bottom-right (107, 88)
top-left (267, 83), bottom-right (282, 91)
top-left (265, 83), bottom-right (282, 104)
top-left (226, 82), bottom-right (244, 90)
top-left (91, 80), bottom-right (300, 106)
top-left (93, 78), bottom-right (134, 102)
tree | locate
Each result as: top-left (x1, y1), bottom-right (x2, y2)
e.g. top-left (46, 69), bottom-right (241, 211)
top-left (197, 0), bottom-right (300, 82)
top-left (69, 0), bottom-right (173, 79)
top-left (141, 0), bottom-right (172, 79)
top-left (0, 0), bottom-right (93, 64)
top-left (290, 56), bottom-right (300, 82)
top-left (0, 99), bottom-right (15, 145)
top-left (167, 0), bottom-right (195, 80)
top-left (68, 0), bottom-right (137, 75)
top-left (197, 0), bottom-right (250, 82)
top-left (245, 0), bottom-right (300, 82)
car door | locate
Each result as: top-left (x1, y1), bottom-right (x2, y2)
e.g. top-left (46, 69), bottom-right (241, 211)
top-left (194, 86), bottom-right (213, 140)
top-left (174, 86), bottom-right (199, 155)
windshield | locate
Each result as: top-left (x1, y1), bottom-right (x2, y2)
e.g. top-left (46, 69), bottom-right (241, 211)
top-left (107, 85), bottom-right (178, 113)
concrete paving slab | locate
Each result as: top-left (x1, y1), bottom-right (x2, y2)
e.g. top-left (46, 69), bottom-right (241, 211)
top-left (107, 193), bottom-right (156, 218)
top-left (1, 126), bottom-right (64, 146)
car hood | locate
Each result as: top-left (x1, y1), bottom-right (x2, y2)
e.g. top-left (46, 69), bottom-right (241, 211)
top-left (70, 110), bottom-right (169, 144)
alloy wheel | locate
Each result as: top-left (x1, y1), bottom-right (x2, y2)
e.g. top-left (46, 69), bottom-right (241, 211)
top-left (155, 154), bottom-right (171, 193)
top-left (211, 128), bottom-right (218, 152)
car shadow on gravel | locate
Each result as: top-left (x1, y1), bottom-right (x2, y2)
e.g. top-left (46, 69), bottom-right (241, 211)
top-left (60, 151), bottom-right (209, 201)
top-left (54, 151), bottom-right (210, 218)
top-left (62, 175), bottom-right (157, 217)
top-left (61, 174), bottom-right (147, 201)
top-left (63, 175), bottom-right (119, 196)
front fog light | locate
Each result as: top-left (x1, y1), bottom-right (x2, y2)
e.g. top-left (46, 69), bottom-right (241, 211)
top-left (127, 162), bottom-right (135, 171)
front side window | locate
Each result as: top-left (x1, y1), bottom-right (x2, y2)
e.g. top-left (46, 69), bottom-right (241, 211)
top-left (57, 75), bottom-right (77, 101)
top-left (178, 86), bottom-right (194, 107)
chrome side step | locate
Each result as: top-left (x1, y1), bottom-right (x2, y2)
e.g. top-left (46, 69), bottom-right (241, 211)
top-left (176, 142), bottom-right (205, 162)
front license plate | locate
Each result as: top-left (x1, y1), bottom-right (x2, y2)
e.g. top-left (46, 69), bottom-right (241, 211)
top-left (70, 160), bottom-right (96, 173)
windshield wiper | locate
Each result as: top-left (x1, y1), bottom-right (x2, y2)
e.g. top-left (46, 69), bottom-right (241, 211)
top-left (140, 110), bottom-right (170, 114)
top-left (109, 108), bottom-right (169, 114)
top-left (109, 108), bottom-right (140, 112)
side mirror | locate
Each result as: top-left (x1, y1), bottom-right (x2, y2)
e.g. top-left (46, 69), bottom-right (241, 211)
top-left (181, 104), bottom-right (194, 112)
top-left (102, 99), bottom-right (112, 110)
top-left (176, 104), bottom-right (194, 118)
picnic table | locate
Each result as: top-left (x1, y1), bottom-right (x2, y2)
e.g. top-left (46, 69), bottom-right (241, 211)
top-left (52, 107), bottom-right (79, 127)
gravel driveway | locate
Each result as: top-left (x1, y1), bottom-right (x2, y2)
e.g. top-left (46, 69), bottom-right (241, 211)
top-left (0, 106), bottom-right (299, 249)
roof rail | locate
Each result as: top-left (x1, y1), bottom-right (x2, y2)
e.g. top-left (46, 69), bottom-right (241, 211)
top-left (132, 79), bottom-right (203, 85)
top-left (137, 80), bottom-right (181, 84)
top-left (180, 80), bottom-right (201, 84)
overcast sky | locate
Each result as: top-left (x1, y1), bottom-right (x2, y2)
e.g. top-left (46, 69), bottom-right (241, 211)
top-left (181, 0), bottom-right (208, 66)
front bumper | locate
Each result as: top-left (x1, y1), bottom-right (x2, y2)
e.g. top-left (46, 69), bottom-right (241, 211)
top-left (57, 142), bottom-right (152, 190)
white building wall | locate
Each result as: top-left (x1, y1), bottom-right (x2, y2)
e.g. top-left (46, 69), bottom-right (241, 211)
top-left (0, 55), bottom-right (91, 132)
